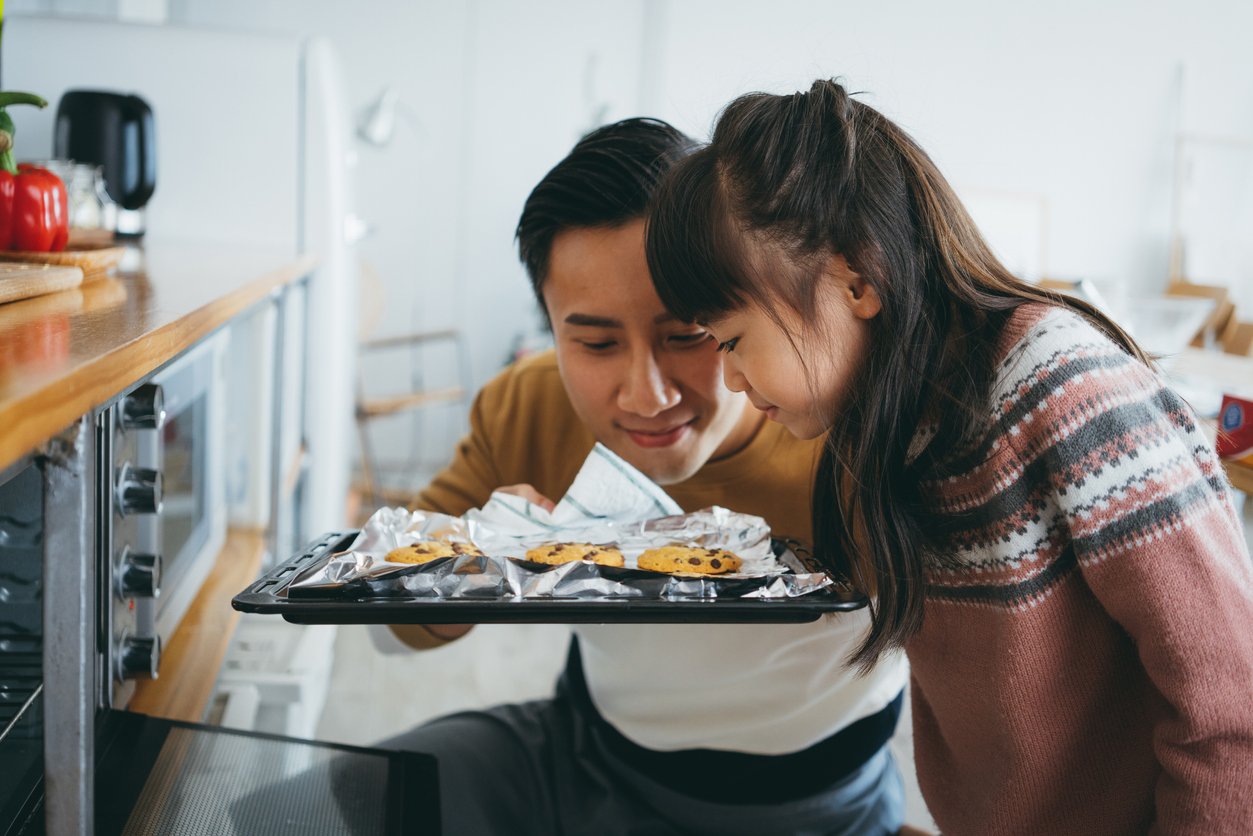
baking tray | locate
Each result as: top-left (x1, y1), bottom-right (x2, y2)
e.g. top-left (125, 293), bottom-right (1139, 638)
top-left (233, 530), bottom-right (867, 624)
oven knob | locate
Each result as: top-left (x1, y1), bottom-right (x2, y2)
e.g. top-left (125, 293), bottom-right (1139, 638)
top-left (117, 549), bottom-right (161, 599)
top-left (115, 464), bottom-right (163, 516)
top-left (120, 383), bottom-right (166, 430)
top-left (115, 634), bottom-right (161, 682)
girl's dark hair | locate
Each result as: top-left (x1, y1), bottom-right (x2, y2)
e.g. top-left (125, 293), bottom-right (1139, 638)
top-left (516, 117), bottom-right (696, 313)
top-left (645, 79), bottom-right (1150, 670)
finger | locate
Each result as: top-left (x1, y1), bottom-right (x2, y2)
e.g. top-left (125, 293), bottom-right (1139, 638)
top-left (425, 623), bottom-right (474, 641)
top-left (496, 484), bottom-right (557, 513)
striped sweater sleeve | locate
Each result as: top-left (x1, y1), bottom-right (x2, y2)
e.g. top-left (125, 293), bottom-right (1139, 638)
top-left (1000, 312), bottom-right (1253, 833)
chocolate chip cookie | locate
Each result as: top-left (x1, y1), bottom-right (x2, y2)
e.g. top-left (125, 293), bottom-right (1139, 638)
top-left (385, 541), bottom-right (485, 564)
top-left (524, 542), bottom-right (626, 567)
top-left (637, 546), bottom-right (742, 575)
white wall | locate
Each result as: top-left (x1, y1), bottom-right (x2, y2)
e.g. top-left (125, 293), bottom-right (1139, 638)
top-left (3, 17), bottom-right (303, 249)
top-left (9, 0), bottom-right (1253, 473)
top-left (654, 0), bottom-right (1253, 292)
top-left (174, 0), bottom-right (651, 476)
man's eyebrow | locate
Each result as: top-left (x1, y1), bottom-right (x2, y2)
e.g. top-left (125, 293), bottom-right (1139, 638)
top-left (653, 312), bottom-right (682, 325)
top-left (564, 313), bottom-right (623, 328)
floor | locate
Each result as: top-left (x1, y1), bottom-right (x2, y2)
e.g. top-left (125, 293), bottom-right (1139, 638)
top-left (315, 622), bottom-right (937, 830)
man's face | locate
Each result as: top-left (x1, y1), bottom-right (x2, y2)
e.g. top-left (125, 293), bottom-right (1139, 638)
top-left (542, 219), bottom-right (759, 485)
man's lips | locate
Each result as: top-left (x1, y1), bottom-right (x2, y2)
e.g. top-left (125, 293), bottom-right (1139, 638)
top-left (621, 419), bottom-right (695, 449)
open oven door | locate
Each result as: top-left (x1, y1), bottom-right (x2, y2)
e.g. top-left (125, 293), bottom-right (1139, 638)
top-left (92, 710), bottom-right (439, 836)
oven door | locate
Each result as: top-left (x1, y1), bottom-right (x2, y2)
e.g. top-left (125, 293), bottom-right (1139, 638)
top-left (0, 462), bottom-right (44, 836)
top-left (93, 710), bottom-right (439, 836)
top-left (145, 333), bottom-right (228, 646)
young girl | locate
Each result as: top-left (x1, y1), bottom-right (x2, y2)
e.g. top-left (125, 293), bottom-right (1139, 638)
top-left (645, 79), bottom-right (1253, 835)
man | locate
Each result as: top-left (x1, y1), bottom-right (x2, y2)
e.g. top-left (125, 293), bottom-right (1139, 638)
top-left (373, 119), bottom-right (909, 835)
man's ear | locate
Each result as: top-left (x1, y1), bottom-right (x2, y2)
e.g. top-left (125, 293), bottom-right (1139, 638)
top-left (829, 254), bottom-right (881, 320)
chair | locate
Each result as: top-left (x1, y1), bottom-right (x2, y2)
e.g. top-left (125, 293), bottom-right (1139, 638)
top-left (354, 260), bottom-right (471, 510)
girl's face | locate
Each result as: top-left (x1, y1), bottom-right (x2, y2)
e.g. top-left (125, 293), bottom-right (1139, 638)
top-left (703, 255), bottom-right (881, 440)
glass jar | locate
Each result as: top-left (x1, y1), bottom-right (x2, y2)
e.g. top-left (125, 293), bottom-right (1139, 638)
top-left (25, 159), bottom-right (117, 232)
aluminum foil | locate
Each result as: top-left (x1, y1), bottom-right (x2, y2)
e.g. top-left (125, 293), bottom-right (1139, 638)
top-left (289, 505), bottom-right (834, 601)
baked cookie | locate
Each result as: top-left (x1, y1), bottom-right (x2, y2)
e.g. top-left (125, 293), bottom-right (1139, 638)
top-left (525, 542), bottom-right (626, 567)
top-left (637, 546), bottom-right (742, 575)
top-left (385, 541), bottom-right (484, 564)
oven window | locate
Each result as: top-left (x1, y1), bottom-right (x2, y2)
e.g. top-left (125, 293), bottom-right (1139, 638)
top-left (161, 395), bottom-right (206, 575)
top-left (0, 464), bottom-right (44, 830)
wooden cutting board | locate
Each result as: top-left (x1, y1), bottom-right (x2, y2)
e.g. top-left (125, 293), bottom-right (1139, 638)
top-left (0, 243), bottom-right (127, 279)
top-left (0, 263), bottom-right (84, 305)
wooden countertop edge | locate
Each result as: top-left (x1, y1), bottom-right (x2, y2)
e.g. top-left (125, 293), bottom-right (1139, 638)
top-left (0, 254), bottom-right (316, 472)
top-left (129, 526), bottom-right (267, 723)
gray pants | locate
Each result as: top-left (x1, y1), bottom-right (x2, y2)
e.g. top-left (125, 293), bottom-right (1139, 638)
top-left (370, 662), bottom-right (905, 835)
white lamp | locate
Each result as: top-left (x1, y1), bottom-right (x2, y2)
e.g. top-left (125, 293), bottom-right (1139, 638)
top-left (358, 86), bottom-right (400, 147)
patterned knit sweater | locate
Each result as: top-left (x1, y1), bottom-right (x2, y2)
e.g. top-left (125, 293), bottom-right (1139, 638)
top-left (907, 304), bottom-right (1253, 835)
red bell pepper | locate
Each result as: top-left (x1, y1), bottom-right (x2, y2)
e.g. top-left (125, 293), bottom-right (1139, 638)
top-left (0, 92), bottom-right (69, 252)
top-left (0, 165), bottom-right (69, 251)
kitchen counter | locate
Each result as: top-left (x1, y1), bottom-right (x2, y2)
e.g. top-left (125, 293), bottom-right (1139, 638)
top-left (1166, 348), bottom-right (1253, 494)
top-left (0, 241), bottom-right (317, 472)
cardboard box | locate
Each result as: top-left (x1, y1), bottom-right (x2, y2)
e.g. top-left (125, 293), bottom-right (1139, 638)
top-left (1223, 321), bottom-right (1253, 357)
top-left (1166, 282), bottom-right (1235, 348)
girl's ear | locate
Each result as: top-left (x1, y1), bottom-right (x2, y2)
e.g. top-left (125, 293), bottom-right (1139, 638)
top-left (830, 254), bottom-right (882, 320)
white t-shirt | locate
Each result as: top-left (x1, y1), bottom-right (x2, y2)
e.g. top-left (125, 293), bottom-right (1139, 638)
top-left (573, 610), bottom-right (908, 755)
top-left (369, 610), bottom-right (906, 755)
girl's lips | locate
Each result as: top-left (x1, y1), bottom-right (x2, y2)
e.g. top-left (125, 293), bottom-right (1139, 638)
top-left (749, 398), bottom-right (779, 421)
top-left (623, 422), bottom-right (692, 449)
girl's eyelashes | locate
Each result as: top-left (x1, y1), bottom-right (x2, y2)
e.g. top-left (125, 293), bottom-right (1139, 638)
top-left (716, 337), bottom-right (740, 353)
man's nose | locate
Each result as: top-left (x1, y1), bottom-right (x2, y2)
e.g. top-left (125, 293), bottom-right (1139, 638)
top-left (618, 349), bottom-right (681, 417)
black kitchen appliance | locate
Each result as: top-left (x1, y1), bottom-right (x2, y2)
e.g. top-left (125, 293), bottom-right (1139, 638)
top-left (53, 90), bottom-right (156, 237)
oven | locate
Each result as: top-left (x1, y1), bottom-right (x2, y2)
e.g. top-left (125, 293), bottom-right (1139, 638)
top-left (102, 332), bottom-right (228, 709)
top-left (1, 335), bottom-right (440, 834)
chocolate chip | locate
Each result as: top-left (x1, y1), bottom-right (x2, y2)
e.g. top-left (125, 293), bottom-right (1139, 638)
top-left (586, 549), bottom-right (599, 557)
top-left (688, 557), bottom-right (701, 565)
top-left (711, 559), bottom-right (721, 569)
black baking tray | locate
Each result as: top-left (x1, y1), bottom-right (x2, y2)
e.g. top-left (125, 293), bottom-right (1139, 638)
top-left (233, 530), bottom-right (867, 624)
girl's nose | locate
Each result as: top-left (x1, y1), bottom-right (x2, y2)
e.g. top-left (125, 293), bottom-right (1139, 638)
top-left (618, 349), bottom-right (681, 417)
top-left (722, 358), bottom-right (749, 394)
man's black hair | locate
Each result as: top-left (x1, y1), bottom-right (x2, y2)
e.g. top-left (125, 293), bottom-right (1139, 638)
top-left (516, 117), bottom-right (696, 315)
